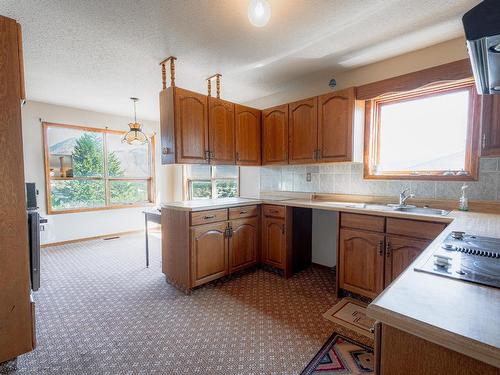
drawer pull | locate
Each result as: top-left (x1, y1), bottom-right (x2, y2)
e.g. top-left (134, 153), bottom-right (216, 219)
top-left (270, 209), bottom-right (279, 213)
top-left (203, 215), bottom-right (216, 219)
top-left (239, 210), bottom-right (248, 214)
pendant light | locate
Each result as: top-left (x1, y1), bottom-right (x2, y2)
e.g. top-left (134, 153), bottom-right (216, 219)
top-left (122, 97), bottom-right (148, 145)
top-left (248, 0), bottom-right (271, 27)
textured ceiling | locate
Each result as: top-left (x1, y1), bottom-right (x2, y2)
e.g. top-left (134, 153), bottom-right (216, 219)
top-left (3, 0), bottom-right (480, 120)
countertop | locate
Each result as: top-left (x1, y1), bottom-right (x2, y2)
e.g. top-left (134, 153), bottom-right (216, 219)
top-left (161, 197), bottom-right (500, 366)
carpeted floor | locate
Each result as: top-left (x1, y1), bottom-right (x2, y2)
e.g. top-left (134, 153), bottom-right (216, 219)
top-left (9, 232), bottom-right (371, 375)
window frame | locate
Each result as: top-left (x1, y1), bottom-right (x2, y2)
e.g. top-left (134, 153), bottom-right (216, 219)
top-left (363, 79), bottom-right (481, 181)
top-left (184, 165), bottom-right (240, 200)
top-left (43, 122), bottom-right (156, 214)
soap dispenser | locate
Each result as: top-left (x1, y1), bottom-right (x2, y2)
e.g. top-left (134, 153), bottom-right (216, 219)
top-left (459, 183), bottom-right (469, 211)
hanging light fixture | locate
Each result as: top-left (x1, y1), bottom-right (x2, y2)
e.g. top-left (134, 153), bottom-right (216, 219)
top-left (248, 0), bottom-right (271, 27)
top-left (122, 97), bottom-right (148, 145)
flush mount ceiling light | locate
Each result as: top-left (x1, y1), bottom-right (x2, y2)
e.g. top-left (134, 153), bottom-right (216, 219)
top-left (248, 0), bottom-right (271, 27)
top-left (122, 97), bottom-right (149, 145)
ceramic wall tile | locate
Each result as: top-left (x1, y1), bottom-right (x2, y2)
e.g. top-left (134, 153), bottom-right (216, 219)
top-left (319, 174), bottom-right (335, 193)
top-left (480, 158), bottom-right (498, 172)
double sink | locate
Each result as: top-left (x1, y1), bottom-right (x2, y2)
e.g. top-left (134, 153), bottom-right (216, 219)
top-left (320, 201), bottom-right (450, 216)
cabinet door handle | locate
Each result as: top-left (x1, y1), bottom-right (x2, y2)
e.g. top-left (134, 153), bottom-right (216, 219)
top-left (386, 241), bottom-right (392, 257)
top-left (239, 210), bottom-right (248, 214)
top-left (204, 150), bottom-right (211, 162)
top-left (203, 215), bottom-right (216, 219)
top-left (236, 152), bottom-right (240, 161)
top-left (316, 149), bottom-right (321, 160)
top-left (378, 240), bottom-right (384, 256)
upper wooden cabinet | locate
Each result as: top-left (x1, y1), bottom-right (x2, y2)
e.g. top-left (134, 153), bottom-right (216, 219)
top-left (318, 87), bottom-right (354, 162)
top-left (234, 104), bottom-right (261, 165)
top-left (262, 105), bottom-right (289, 165)
top-left (289, 97), bottom-right (318, 164)
top-left (160, 87), bottom-right (209, 164)
top-left (480, 94), bottom-right (500, 156)
top-left (208, 97), bottom-right (235, 164)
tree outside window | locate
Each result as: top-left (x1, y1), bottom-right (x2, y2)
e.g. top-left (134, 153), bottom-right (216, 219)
top-left (185, 165), bottom-right (239, 200)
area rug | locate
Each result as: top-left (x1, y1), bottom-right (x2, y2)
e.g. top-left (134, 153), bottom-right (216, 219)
top-left (301, 332), bottom-right (374, 374)
top-left (323, 298), bottom-right (375, 339)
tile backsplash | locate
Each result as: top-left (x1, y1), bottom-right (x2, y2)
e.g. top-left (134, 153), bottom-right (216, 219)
top-left (260, 158), bottom-right (500, 201)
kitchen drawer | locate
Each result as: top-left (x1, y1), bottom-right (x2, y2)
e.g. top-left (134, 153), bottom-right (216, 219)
top-left (386, 218), bottom-right (446, 240)
top-left (190, 209), bottom-right (228, 226)
top-left (262, 204), bottom-right (286, 218)
top-left (341, 212), bottom-right (385, 233)
top-left (229, 205), bottom-right (258, 220)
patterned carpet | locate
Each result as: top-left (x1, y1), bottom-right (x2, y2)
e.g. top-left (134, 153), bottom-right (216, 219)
top-left (7, 232), bottom-right (372, 375)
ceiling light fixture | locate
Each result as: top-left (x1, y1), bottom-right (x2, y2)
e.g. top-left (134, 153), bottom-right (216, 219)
top-left (248, 0), bottom-right (271, 27)
top-left (122, 97), bottom-right (149, 145)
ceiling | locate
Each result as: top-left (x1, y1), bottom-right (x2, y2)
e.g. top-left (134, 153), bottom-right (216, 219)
top-left (3, 0), bottom-right (480, 120)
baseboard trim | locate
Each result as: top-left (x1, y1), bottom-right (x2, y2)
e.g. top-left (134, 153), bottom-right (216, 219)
top-left (41, 229), bottom-right (145, 248)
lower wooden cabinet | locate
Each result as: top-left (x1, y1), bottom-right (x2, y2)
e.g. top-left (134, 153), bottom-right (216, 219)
top-left (262, 215), bottom-right (286, 269)
top-left (191, 222), bottom-right (229, 287)
top-left (384, 235), bottom-right (429, 287)
top-left (339, 228), bottom-right (385, 299)
top-left (339, 213), bottom-right (447, 299)
top-left (230, 217), bottom-right (258, 273)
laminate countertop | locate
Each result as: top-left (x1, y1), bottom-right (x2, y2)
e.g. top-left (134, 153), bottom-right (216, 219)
top-left (161, 197), bottom-right (500, 367)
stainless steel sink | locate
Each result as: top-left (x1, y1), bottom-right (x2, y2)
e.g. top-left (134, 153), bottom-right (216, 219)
top-left (391, 206), bottom-right (450, 216)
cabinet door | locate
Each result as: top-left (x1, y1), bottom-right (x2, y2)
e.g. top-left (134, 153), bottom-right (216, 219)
top-left (190, 222), bottom-right (228, 287)
top-left (480, 95), bottom-right (500, 156)
top-left (235, 104), bottom-right (261, 165)
top-left (385, 235), bottom-right (429, 287)
top-left (209, 97), bottom-right (235, 164)
top-left (230, 217), bottom-right (258, 273)
top-left (174, 87), bottom-right (209, 164)
top-left (339, 228), bottom-right (385, 299)
top-left (318, 87), bottom-right (354, 162)
top-left (289, 97), bottom-right (318, 164)
top-left (262, 216), bottom-right (286, 268)
top-left (262, 104), bottom-right (289, 165)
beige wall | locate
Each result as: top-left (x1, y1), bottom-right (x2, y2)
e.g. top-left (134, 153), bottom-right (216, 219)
top-left (244, 37), bottom-right (468, 109)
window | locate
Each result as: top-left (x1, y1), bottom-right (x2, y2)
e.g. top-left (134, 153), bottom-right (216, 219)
top-left (43, 122), bottom-right (155, 213)
top-left (185, 165), bottom-right (239, 200)
top-left (364, 80), bottom-right (480, 180)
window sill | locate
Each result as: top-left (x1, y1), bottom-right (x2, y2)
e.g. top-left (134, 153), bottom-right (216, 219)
top-left (47, 202), bottom-right (155, 215)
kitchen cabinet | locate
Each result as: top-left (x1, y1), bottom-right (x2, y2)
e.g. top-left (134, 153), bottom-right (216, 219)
top-left (339, 228), bottom-right (385, 299)
top-left (262, 104), bottom-right (289, 165)
top-left (0, 15), bottom-right (35, 362)
top-left (235, 104), bottom-right (261, 165)
top-left (480, 94), bottom-right (500, 156)
top-left (338, 213), bottom-right (447, 298)
top-left (208, 97), bottom-right (235, 164)
top-left (230, 217), bottom-right (258, 273)
top-left (191, 222), bottom-right (229, 287)
top-left (160, 87), bottom-right (209, 164)
top-left (318, 87), bottom-right (354, 162)
top-left (289, 97), bottom-right (318, 164)
top-left (262, 215), bottom-right (286, 268)
top-left (384, 235), bottom-right (429, 287)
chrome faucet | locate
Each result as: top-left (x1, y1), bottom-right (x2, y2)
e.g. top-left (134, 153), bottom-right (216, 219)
top-left (399, 188), bottom-right (415, 206)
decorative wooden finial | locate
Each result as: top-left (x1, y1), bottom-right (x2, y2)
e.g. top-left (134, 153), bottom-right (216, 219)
top-left (207, 73), bottom-right (222, 98)
top-left (159, 56), bottom-right (177, 89)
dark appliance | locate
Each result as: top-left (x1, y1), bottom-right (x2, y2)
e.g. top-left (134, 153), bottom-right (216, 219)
top-left (415, 231), bottom-right (500, 289)
top-left (462, 0), bottom-right (500, 95)
top-left (25, 183), bottom-right (46, 291)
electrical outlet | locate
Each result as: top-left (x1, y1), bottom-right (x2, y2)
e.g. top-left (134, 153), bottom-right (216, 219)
top-left (306, 172), bottom-right (312, 182)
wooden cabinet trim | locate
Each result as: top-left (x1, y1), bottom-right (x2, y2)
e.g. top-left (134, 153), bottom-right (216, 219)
top-left (386, 218), bottom-right (446, 240)
top-left (190, 209), bottom-right (228, 226)
top-left (341, 212), bottom-right (385, 233)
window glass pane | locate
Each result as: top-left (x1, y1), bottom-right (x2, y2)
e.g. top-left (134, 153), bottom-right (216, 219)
top-left (215, 180), bottom-right (238, 198)
top-left (110, 181), bottom-right (149, 204)
top-left (50, 180), bottom-right (105, 210)
top-left (186, 165), bottom-right (211, 179)
top-left (107, 133), bottom-right (150, 178)
top-left (190, 181), bottom-right (212, 199)
top-left (214, 165), bottom-right (238, 178)
top-left (377, 89), bottom-right (469, 172)
top-left (47, 127), bottom-right (104, 178)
